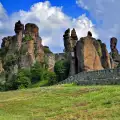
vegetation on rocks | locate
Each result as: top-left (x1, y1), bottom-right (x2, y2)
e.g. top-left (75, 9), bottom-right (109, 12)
top-left (5, 62), bottom-right (58, 90)
top-left (43, 46), bottom-right (53, 54)
top-left (23, 35), bottom-right (33, 42)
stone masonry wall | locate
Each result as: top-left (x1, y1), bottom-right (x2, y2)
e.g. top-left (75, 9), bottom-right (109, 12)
top-left (60, 68), bottom-right (120, 85)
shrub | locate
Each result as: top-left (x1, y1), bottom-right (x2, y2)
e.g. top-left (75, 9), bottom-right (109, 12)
top-left (44, 71), bottom-right (57, 85)
top-left (0, 83), bottom-right (5, 91)
top-left (14, 69), bottom-right (31, 89)
top-left (15, 76), bottom-right (31, 89)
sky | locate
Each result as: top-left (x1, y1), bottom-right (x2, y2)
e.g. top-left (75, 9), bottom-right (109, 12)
top-left (0, 0), bottom-right (120, 53)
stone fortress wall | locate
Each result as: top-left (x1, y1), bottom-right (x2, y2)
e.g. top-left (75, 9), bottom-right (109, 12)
top-left (60, 68), bottom-right (120, 85)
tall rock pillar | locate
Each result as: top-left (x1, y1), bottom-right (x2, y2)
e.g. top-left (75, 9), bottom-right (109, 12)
top-left (63, 28), bottom-right (78, 76)
top-left (14, 20), bottom-right (24, 51)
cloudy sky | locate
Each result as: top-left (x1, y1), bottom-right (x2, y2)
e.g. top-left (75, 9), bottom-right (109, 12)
top-left (0, 0), bottom-right (120, 53)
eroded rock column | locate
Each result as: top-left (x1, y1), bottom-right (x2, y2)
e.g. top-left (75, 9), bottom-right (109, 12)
top-left (14, 20), bottom-right (24, 51)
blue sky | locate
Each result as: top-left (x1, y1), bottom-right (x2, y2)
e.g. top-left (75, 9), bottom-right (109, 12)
top-left (1, 0), bottom-right (89, 17)
top-left (0, 0), bottom-right (120, 53)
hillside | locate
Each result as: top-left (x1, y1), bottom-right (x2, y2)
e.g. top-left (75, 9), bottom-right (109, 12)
top-left (0, 85), bottom-right (120, 120)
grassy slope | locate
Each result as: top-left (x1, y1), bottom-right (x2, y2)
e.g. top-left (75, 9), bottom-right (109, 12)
top-left (0, 85), bottom-right (120, 120)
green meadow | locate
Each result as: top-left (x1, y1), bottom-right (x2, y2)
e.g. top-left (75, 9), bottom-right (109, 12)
top-left (0, 84), bottom-right (120, 120)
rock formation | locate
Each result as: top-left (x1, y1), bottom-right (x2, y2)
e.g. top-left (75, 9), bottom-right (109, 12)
top-left (19, 23), bottom-right (45, 68)
top-left (63, 29), bottom-right (118, 74)
top-left (70, 28), bottom-right (78, 49)
top-left (0, 21), bottom-right (120, 85)
top-left (63, 28), bottom-right (71, 52)
top-left (63, 28), bottom-right (78, 76)
top-left (36, 37), bottom-right (44, 63)
top-left (14, 20), bottom-right (24, 51)
top-left (63, 28), bottom-right (78, 53)
top-left (0, 21), bottom-right (47, 84)
top-left (45, 54), bottom-right (55, 72)
top-left (75, 32), bottom-right (103, 72)
top-left (110, 37), bottom-right (120, 63)
top-left (93, 39), bottom-right (102, 58)
top-left (101, 43), bottom-right (111, 69)
top-left (110, 37), bottom-right (119, 59)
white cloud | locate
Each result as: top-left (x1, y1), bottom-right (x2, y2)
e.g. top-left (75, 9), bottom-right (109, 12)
top-left (76, 0), bottom-right (120, 52)
top-left (0, 1), bottom-right (98, 53)
top-left (0, 3), bottom-right (8, 20)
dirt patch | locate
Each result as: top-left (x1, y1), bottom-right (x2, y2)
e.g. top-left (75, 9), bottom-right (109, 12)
top-left (0, 104), bottom-right (4, 108)
top-left (74, 102), bottom-right (90, 107)
top-left (49, 110), bottom-right (93, 120)
top-left (72, 88), bottom-right (101, 97)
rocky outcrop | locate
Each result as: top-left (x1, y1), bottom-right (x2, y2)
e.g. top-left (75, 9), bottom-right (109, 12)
top-left (110, 37), bottom-right (119, 58)
top-left (45, 53), bottom-right (55, 71)
top-left (63, 28), bottom-right (78, 52)
top-left (75, 33), bottom-right (103, 72)
top-left (19, 23), bottom-right (44, 68)
top-left (63, 28), bottom-right (78, 76)
top-left (110, 37), bottom-right (120, 62)
top-left (63, 28), bottom-right (71, 52)
top-left (14, 20), bottom-right (24, 51)
top-left (0, 59), bottom-right (4, 73)
top-left (36, 37), bottom-right (44, 63)
top-left (70, 28), bottom-right (78, 49)
top-left (0, 21), bottom-right (46, 84)
top-left (93, 40), bottom-right (102, 58)
top-left (101, 43), bottom-right (111, 69)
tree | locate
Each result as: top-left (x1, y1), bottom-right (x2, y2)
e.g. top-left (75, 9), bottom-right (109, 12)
top-left (14, 69), bottom-right (31, 89)
top-left (54, 60), bottom-right (70, 82)
top-left (117, 63), bottom-right (120, 68)
top-left (31, 62), bottom-right (44, 83)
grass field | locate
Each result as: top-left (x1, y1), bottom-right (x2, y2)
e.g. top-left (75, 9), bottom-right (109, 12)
top-left (0, 84), bottom-right (120, 120)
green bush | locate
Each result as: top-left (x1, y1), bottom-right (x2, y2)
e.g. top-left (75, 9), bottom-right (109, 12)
top-left (31, 62), bottom-right (44, 83)
top-left (0, 83), bottom-right (5, 91)
top-left (31, 62), bottom-right (57, 85)
top-left (44, 71), bottom-right (57, 85)
top-left (54, 60), bottom-right (70, 82)
top-left (4, 61), bottom-right (57, 90)
top-left (14, 69), bottom-right (31, 89)
top-left (15, 77), bottom-right (31, 89)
